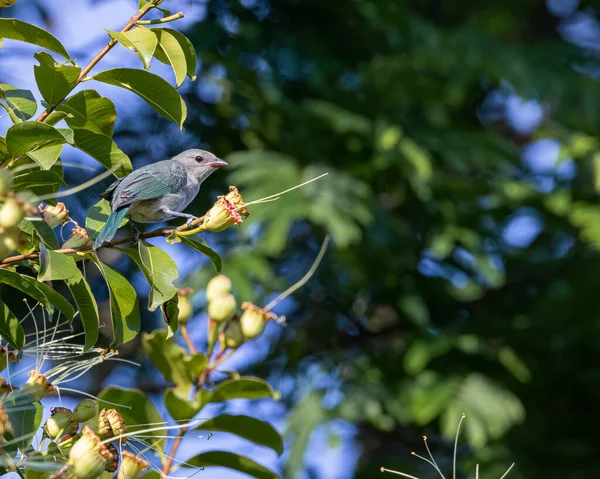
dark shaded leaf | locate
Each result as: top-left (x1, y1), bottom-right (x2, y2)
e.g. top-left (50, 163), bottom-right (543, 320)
top-left (0, 83), bottom-right (37, 121)
top-left (65, 270), bottom-right (99, 350)
top-left (178, 236), bottom-right (222, 272)
top-left (211, 377), bottom-right (279, 403)
top-left (0, 299), bottom-right (24, 349)
top-left (186, 451), bottom-right (279, 479)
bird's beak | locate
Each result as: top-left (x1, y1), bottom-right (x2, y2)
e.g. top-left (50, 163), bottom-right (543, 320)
top-left (208, 159), bottom-right (228, 169)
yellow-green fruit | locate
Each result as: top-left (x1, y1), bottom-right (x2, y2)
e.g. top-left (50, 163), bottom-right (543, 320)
top-left (72, 398), bottom-right (99, 423)
top-left (0, 199), bottom-right (24, 229)
top-left (69, 426), bottom-right (113, 479)
top-left (240, 308), bottom-right (267, 339)
top-left (206, 274), bottom-right (232, 302)
top-left (208, 293), bottom-right (236, 323)
top-left (177, 288), bottom-right (194, 324)
top-left (117, 451), bottom-right (149, 479)
top-left (43, 407), bottom-right (75, 441)
top-left (2, 232), bottom-right (19, 253)
top-left (223, 319), bottom-right (245, 349)
top-left (0, 170), bottom-right (12, 195)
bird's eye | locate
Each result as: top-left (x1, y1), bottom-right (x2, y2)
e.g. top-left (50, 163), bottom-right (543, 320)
top-left (194, 155), bottom-right (203, 163)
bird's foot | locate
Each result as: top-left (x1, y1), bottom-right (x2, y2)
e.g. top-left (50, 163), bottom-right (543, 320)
top-left (186, 215), bottom-right (199, 227)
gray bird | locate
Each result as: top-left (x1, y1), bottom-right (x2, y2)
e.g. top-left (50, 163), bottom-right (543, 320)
top-left (93, 149), bottom-right (227, 249)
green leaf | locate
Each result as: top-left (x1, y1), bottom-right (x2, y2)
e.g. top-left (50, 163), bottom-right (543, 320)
top-left (22, 276), bottom-right (74, 321)
top-left (92, 258), bottom-right (140, 348)
top-left (5, 121), bottom-right (71, 157)
top-left (92, 68), bottom-right (187, 129)
top-left (153, 28), bottom-right (197, 86)
top-left (196, 415), bottom-right (283, 455)
top-left (38, 243), bottom-right (79, 281)
top-left (0, 83), bottom-right (37, 121)
top-left (57, 90), bottom-right (117, 136)
top-left (0, 300), bottom-right (24, 349)
top-left (186, 451), bottom-right (279, 479)
top-left (107, 27), bottom-right (158, 70)
top-left (44, 110), bottom-right (72, 126)
top-left (164, 387), bottom-right (205, 421)
top-left (97, 387), bottom-right (165, 451)
top-left (0, 269), bottom-right (55, 313)
top-left (33, 52), bottom-right (80, 107)
top-left (178, 236), bottom-right (222, 272)
top-left (120, 241), bottom-right (179, 311)
top-left (86, 199), bottom-right (128, 240)
top-left (5, 391), bottom-right (43, 451)
top-left (26, 144), bottom-right (63, 169)
top-left (142, 329), bottom-right (207, 395)
top-left (72, 128), bottom-right (132, 177)
top-left (65, 270), bottom-right (99, 350)
top-left (0, 19), bottom-right (70, 58)
top-left (211, 377), bottom-right (279, 403)
top-left (160, 292), bottom-right (178, 338)
top-left (12, 169), bottom-right (66, 192)
top-left (19, 218), bottom-right (59, 249)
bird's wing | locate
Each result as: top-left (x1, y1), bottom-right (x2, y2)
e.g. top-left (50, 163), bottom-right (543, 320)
top-left (111, 161), bottom-right (187, 210)
top-left (99, 177), bottom-right (124, 202)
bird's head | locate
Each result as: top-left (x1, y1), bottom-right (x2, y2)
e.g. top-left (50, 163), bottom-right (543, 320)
top-left (172, 149), bottom-right (227, 182)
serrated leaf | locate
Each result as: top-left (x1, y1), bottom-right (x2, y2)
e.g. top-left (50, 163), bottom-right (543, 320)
top-left (107, 27), bottom-right (157, 70)
top-left (211, 377), bottom-right (279, 403)
top-left (120, 241), bottom-right (179, 311)
top-left (142, 329), bottom-right (206, 395)
top-left (186, 451), bottom-right (279, 479)
top-left (57, 90), bottom-right (116, 136)
top-left (72, 128), bottom-right (132, 177)
top-left (98, 387), bottom-right (164, 451)
top-left (38, 243), bottom-right (79, 281)
top-left (26, 144), bottom-right (62, 169)
top-left (92, 68), bottom-right (187, 129)
top-left (33, 52), bottom-right (80, 107)
top-left (85, 199), bottom-right (128, 240)
top-left (0, 300), bottom-right (24, 349)
top-left (92, 258), bottom-right (140, 348)
top-left (153, 28), bottom-right (196, 87)
top-left (0, 83), bottom-right (37, 121)
top-left (196, 415), bottom-right (283, 455)
top-left (178, 235), bottom-right (222, 272)
top-left (0, 19), bottom-right (69, 58)
top-left (65, 270), bottom-right (99, 350)
top-left (5, 121), bottom-right (71, 157)
top-left (5, 391), bottom-right (43, 451)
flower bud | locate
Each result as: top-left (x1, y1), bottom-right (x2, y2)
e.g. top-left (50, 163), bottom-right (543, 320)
top-left (177, 288), bottom-right (194, 324)
top-left (221, 319), bottom-right (245, 349)
top-left (202, 187), bottom-right (249, 233)
top-left (208, 293), bottom-right (237, 323)
top-left (69, 426), bottom-right (113, 479)
top-left (105, 444), bottom-right (119, 472)
top-left (106, 408), bottom-right (127, 444)
top-left (206, 274), bottom-right (232, 302)
top-left (61, 226), bottom-right (91, 249)
top-left (117, 451), bottom-right (149, 479)
top-left (73, 398), bottom-right (99, 423)
top-left (38, 202), bottom-right (69, 228)
top-left (0, 199), bottom-right (24, 229)
top-left (83, 409), bottom-right (113, 440)
top-left (43, 407), bottom-right (76, 441)
top-left (0, 402), bottom-right (12, 436)
top-left (21, 371), bottom-right (55, 400)
top-left (239, 302), bottom-right (276, 339)
top-left (0, 169), bottom-right (12, 195)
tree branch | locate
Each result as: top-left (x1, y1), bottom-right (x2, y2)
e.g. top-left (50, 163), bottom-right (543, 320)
top-left (0, 214), bottom-right (206, 268)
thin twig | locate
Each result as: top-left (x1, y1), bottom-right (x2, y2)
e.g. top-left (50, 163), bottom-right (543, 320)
top-left (180, 324), bottom-right (197, 354)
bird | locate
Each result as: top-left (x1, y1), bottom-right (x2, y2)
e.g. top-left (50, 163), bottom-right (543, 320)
top-left (93, 149), bottom-right (227, 249)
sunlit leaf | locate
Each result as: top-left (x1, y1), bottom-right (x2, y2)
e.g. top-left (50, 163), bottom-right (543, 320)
top-left (164, 387), bottom-right (204, 421)
top-left (5, 121), bottom-right (71, 158)
top-left (5, 391), bottom-right (43, 451)
top-left (65, 270), bottom-right (99, 350)
top-left (91, 258), bottom-right (140, 348)
top-left (19, 218), bottom-right (59, 249)
top-left (85, 199), bottom-right (128, 240)
top-left (196, 414), bottom-right (283, 455)
top-left (0, 299), bottom-right (24, 349)
top-left (107, 27), bottom-right (158, 70)
top-left (186, 451), bottom-right (279, 479)
top-left (33, 52), bottom-right (80, 107)
top-left (38, 243), bottom-right (79, 281)
top-left (92, 68), bottom-right (187, 129)
top-left (0, 18), bottom-right (70, 57)
top-left (72, 128), bottom-right (132, 177)
top-left (57, 90), bottom-right (117, 136)
top-left (26, 144), bottom-right (62, 169)
top-left (0, 83), bottom-right (37, 121)
top-left (153, 28), bottom-right (197, 86)
top-left (211, 377), bottom-right (279, 403)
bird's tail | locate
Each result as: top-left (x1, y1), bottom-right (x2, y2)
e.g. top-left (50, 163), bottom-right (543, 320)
top-left (93, 207), bottom-right (129, 249)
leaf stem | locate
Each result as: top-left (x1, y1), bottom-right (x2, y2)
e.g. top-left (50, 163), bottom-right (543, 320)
top-left (180, 323), bottom-right (197, 354)
top-left (136, 12), bottom-right (184, 24)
